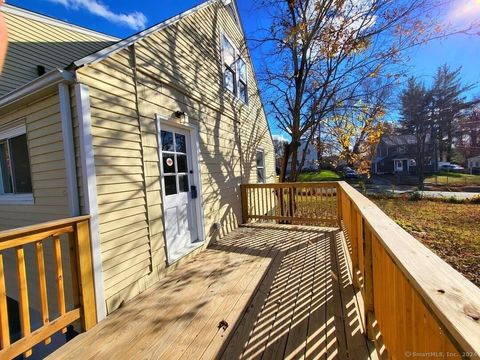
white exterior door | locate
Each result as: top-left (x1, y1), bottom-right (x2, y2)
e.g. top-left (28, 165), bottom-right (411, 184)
top-left (160, 125), bottom-right (199, 263)
top-left (394, 159), bottom-right (404, 173)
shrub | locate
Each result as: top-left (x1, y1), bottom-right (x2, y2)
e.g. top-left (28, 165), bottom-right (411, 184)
top-left (468, 195), bottom-right (480, 204)
top-left (409, 191), bottom-right (423, 201)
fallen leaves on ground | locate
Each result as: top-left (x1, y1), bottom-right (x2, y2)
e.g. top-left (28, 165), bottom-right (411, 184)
top-left (373, 198), bottom-right (480, 287)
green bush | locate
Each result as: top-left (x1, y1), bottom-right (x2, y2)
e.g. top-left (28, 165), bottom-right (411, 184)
top-left (409, 191), bottom-right (423, 201)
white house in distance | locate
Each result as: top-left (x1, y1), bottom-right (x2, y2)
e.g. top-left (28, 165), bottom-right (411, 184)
top-left (284, 139), bottom-right (319, 173)
top-left (468, 155), bottom-right (480, 172)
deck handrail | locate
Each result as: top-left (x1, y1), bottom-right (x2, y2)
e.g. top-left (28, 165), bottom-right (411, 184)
top-left (240, 182), bottom-right (339, 226)
top-left (337, 181), bottom-right (480, 358)
top-left (0, 216), bottom-right (97, 359)
top-left (240, 181), bottom-right (480, 357)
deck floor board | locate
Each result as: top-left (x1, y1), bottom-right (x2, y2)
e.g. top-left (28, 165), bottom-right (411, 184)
top-left (48, 224), bottom-right (374, 360)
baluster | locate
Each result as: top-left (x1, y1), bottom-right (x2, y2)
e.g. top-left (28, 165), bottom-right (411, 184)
top-left (53, 236), bottom-right (67, 334)
top-left (35, 242), bottom-right (51, 344)
top-left (0, 254), bottom-right (10, 349)
top-left (261, 187), bottom-right (266, 217)
top-left (16, 246), bottom-right (32, 357)
top-left (68, 232), bottom-right (80, 310)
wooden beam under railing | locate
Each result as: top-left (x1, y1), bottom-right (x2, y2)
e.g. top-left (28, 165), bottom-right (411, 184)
top-left (0, 216), bottom-right (97, 359)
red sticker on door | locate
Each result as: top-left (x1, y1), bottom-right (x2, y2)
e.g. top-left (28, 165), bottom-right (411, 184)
top-left (166, 158), bottom-right (173, 167)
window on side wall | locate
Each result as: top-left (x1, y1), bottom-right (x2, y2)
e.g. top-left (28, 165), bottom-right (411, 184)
top-left (221, 33), bottom-right (248, 103)
top-left (256, 150), bottom-right (265, 183)
top-left (0, 123), bottom-right (33, 201)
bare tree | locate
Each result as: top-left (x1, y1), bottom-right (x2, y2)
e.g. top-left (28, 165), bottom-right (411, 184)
top-left (255, 0), bottom-right (479, 181)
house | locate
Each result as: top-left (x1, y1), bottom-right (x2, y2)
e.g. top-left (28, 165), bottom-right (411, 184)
top-left (285, 138), bottom-right (320, 174)
top-left (0, 0), bottom-right (274, 330)
top-left (468, 155), bottom-right (480, 175)
top-left (372, 134), bottom-right (438, 175)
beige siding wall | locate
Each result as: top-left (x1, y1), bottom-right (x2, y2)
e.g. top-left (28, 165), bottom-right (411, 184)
top-left (0, 6), bottom-right (115, 96)
top-left (76, 2), bottom-right (275, 312)
top-left (0, 93), bottom-right (74, 318)
top-left (0, 93), bottom-right (70, 228)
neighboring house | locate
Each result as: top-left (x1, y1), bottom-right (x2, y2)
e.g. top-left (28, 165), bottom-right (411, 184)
top-left (467, 155), bottom-right (480, 173)
top-left (0, 0), bottom-right (274, 329)
top-left (372, 134), bottom-right (438, 175)
top-left (286, 139), bottom-right (319, 174)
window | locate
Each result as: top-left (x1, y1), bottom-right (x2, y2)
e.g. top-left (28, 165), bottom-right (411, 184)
top-left (221, 34), bottom-right (248, 103)
top-left (237, 58), bottom-right (247, 102)
top-left (0, 124), bottom-right (32, 197)
top-left (161, 130), bottom-right (189, 196)
top-left (256, 150), bottom-right (265, 183)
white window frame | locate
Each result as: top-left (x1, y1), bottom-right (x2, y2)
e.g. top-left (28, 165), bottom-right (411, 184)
top-left (0, 122), bottom-right (34, 204)
top-left (256, 149), bottom-right (266, 183)
top-left (220, 31), bottom-right (248, 104)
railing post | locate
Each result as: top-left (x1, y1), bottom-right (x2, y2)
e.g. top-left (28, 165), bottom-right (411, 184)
top-left (363, 222), bottom-right (375, 341)
top-left (240, 185), bottom-right (248, 224)
top-left (75, 219), bottom-right (97, 331)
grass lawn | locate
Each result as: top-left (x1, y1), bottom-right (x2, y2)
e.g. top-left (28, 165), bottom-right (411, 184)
top-left (298, 170), bottom-right (341, 182)
top-left (425, 171), bottom-right (480, 186)
top-left (372, 197), bottom-right (480, 287)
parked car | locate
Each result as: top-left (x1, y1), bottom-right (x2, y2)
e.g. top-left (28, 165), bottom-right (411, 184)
top-left (440, 164), bottom-right (465, 172)
top-left (343, 169), bottom-right (357, 178)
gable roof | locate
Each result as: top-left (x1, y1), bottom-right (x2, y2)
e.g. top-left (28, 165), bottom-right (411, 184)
top-left (0, 4), bottom-right (119, 96)
top-left (380, 134), bottom-right (432, 146)
top-left (1, 4), bottom-right (118, 42)
top-left (71, 0), bottom-right (241, 68)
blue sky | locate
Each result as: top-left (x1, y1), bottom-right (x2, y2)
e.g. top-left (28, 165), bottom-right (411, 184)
top-left (8, 0), bottom-right (480, 138)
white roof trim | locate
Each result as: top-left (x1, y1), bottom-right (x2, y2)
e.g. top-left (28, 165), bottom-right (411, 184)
top-left (0, 69), bottom-right (74, 109)
top-left (1, 4), bottom-right (119, 42)
top-left (73, 0), bottom-right (218, 67)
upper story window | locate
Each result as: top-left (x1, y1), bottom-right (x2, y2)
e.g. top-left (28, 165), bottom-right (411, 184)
top-left (256, 150), bottom-right (265, 183)
top-left (221, 34), bottom-right (248, 104)
top-left (0, 123), bottom-right (33, 198)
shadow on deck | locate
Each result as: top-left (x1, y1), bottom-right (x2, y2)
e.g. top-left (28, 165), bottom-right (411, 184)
top-left (49, 224), bottom-right (375, 359)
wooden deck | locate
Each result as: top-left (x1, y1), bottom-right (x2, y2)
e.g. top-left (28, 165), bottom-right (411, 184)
top-left (49, 224), bottom-right (375, 360)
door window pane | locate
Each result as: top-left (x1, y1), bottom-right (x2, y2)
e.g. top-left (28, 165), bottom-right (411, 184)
top-left (177, 155), bottom-right (188, 173)
top-left (175, 134), bottom-right (186, 153)
top-left (164, 175), bottom-right (177, 196)
top-left (163, 154), bottom-right (176, 173)
top-left (161, 131), bottom-right (174, 151)
top-left (10, 135), bottom-right (32, 193)
top-left (179, 175), bottom-right (189, 193)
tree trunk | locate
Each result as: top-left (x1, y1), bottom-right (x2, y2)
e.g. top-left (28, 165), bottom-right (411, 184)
top-left (290, 140), bottom-right (300, 182)
top-left (279, 143), bottom-right (291, 183)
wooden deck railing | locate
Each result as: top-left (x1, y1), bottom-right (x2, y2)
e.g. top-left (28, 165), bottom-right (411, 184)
top-left (240, 182), bottom-right (338, 226)
top-left (337, 181), bottom-right (480, 359)
top-left (0, 216), bottom-right (97, 359)
top-left (240, 181), bottom-right (480, 358)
